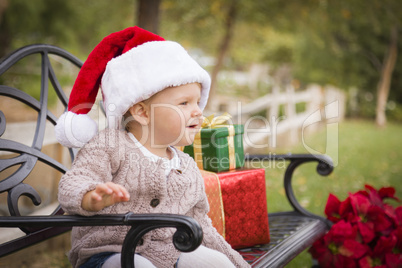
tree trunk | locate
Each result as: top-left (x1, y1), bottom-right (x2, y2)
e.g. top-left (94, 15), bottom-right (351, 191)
top-left (207, 0), bottom-right (237, 110)
top-left (0, 0), bottom-right (10, 58)
top-left (137, 0), bottom-right (161, 34)
top-left (375, 25), bottom-right (398, 127)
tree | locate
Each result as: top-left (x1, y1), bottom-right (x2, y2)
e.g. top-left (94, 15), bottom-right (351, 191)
top-left (0, 0), bottom-right (8, 56)
top-left (375, 25), bottom-right (398, 127)
top-left (288, 0), bottom-right (401, 126)
top-left (208, 0), bottom-right (237, 109)
top-left (0, 0), bottom-right (77, 57)
top-left (162, 0), bottom-right (241, 109)
top-left (0, 0), bottom-right (136, 58)
top-left (137, 0), bottom-right (161, 34)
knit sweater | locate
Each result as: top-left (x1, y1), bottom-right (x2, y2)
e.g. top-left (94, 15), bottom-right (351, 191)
top-left (58, 129), bottom-right (250, 268)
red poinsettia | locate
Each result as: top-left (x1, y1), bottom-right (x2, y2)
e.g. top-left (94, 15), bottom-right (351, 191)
top-left (309, 185), bottom-right (401, 268)
top-left (310, 220), bottom-right (368, 267)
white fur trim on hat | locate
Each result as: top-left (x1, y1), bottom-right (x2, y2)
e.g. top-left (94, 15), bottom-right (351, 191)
top-left (55, 111), bottom-right (98, 148)
top-left (101, 41), bottom-right (211, 128)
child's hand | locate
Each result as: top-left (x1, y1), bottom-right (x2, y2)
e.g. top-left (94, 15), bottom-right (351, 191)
top-left (81, 182), bottom-right (130, 212)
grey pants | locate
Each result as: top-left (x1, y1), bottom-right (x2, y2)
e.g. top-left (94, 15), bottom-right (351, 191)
top-left (102, 245), bottom-right (235, 268)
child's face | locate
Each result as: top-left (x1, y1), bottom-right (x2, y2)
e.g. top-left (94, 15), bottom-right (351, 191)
top-left (147, 83), bottom-right (203, 147)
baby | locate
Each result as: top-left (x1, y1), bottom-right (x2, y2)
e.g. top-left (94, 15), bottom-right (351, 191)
top-left (56, 27), bottom-right (250, 268)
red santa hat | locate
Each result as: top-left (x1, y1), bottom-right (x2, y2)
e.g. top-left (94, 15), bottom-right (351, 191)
top-left (55, 26), bottom-right (211, 148)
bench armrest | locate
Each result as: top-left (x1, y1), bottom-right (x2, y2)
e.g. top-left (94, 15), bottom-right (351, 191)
top-left (245, 153), bottom-right (333, 227)
top-left (0, 212), bottom-right (203, 268)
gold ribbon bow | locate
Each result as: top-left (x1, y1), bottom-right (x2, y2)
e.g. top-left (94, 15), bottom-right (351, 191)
top-left (201, 112), bottom-right (232, 128)
top-left (194, 112), bottom-right (236, 170)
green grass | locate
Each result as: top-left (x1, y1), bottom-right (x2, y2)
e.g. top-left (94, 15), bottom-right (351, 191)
top-left (252, 119), bottom-right (402, 267)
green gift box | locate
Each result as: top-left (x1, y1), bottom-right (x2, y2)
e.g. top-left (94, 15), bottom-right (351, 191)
top-left (183, 124), bottom-right (245, 172)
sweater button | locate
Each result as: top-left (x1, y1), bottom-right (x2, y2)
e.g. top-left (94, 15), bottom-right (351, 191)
top-left (150, 198), bottom-right (160, 208)
top-left (176, 169), bottom-right (182, 174)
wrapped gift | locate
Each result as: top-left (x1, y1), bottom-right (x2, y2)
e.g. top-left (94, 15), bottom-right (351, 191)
top-left (200, 170), bottom-right (225, 238)
top-left (184, 114), bottom-right (244, 172)
top-left (217, 168), bottom-right (270, 249)
top-left (201, 168), bottom-right (270, 249)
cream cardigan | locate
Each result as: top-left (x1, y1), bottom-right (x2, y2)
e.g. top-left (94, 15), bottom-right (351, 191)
top-left (58, 129), bottom-right (249, 268)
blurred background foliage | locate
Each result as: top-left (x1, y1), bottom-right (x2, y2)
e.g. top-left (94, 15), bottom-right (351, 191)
top-left (1, 0), bottom-right (401, 125)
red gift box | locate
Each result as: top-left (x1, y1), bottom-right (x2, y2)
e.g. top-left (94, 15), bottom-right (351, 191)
top-left (201, 168), bottom-right (270, 248)
top-left (217, 168), bottom-right (270, 249)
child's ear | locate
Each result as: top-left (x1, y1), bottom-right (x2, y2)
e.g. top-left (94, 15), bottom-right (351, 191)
top-left (129, 102), bottom-right (150, 125)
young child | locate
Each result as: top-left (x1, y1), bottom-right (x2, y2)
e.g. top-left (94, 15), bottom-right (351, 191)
top-left (55, 27), bottom-right (250, 268)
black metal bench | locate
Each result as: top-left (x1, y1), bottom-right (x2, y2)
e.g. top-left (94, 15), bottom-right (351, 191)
top-left (0, 44), bottom-right (333, 268)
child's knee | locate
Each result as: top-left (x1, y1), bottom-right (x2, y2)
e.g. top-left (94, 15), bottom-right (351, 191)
top-left (177, 246), bottom-right (235, 268)
top-left (102, 253), bottom-right (156, 268)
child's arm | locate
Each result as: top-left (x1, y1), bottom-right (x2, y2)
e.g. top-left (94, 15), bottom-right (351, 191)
top-left (81, 182), bottom-right (130, 212)
top-left (58, 129), bottom-right (127, 216)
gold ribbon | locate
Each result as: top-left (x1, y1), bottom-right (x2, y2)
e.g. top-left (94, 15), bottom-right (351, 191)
top-left (200, 170), bottom-right (226, 238)
top-left (194, 113), bottom-right (236, 170)
top-left (193, 134), bottom-right (204, 170)
top-left (227, 127), bottom-right (236, 170)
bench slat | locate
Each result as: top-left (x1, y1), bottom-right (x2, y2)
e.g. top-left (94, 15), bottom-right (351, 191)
top-left (239, 212), bottom-right (328, 267)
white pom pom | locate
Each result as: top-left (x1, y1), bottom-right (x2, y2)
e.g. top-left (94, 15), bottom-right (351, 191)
top-left (55, 111), bottom-right (98, 148)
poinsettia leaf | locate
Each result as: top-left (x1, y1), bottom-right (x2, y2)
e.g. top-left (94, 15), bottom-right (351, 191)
top-left (346, 213), bottom-right (359, 224)
top-left (373, 235), bottom-right (397, 257)
top-left (357, 190), bottom-right (370, 198)
top-left (358, 221), bottom-right (375, 243)
top-left (357, 190), bottom-right (370, 199)
top-left (337, 254), bottom-right (359, 268)
top-left (325, 193), bottom-right (342, 222)
top-left (385, 252), bottom-right (402, 268)
top-left (395, 206), bottom-right (402, 225)
top-left (365, 184), bottom-right (376, 192)
top-left (309, 238), bottom-right (327, 259)
top-left (318, 250), bottom-right (338, 268)
top-left (382, 204), bottom-right (399, 226)
top-left (368, 189), bottom-right (384, 207)
top-left (350, 192), bottom-right (371, 215)
top-left (340, 197), bottom-right (354, 219)
top-left (330, 220), bottom-right (357, 242)
top-left (338, 244), bottom-right (354, 257)
top-left (367, 206), bottom-right (393, 232)
top-left (392, 226), bottom-right (402, 251)
top-left (339, 239), bottom-right (368, 258)
top-left (378, 187), bottom-right (400, 202)
top-left (358, 256), bottom-right (373, 268)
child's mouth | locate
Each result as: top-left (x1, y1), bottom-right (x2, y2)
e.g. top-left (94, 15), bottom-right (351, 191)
top-left (187, 124), bottom-right (198, 129)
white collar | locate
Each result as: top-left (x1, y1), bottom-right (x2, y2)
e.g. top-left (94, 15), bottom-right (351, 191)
top-left (127, 132), bottom-right (181, 177)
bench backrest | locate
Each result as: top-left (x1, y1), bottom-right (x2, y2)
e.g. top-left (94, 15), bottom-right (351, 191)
top-left (0, 44), bottom-right (82, 256)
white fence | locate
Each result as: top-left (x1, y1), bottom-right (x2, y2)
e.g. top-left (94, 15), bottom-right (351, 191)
top-left (215, 84), bottom-right (346, 151)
